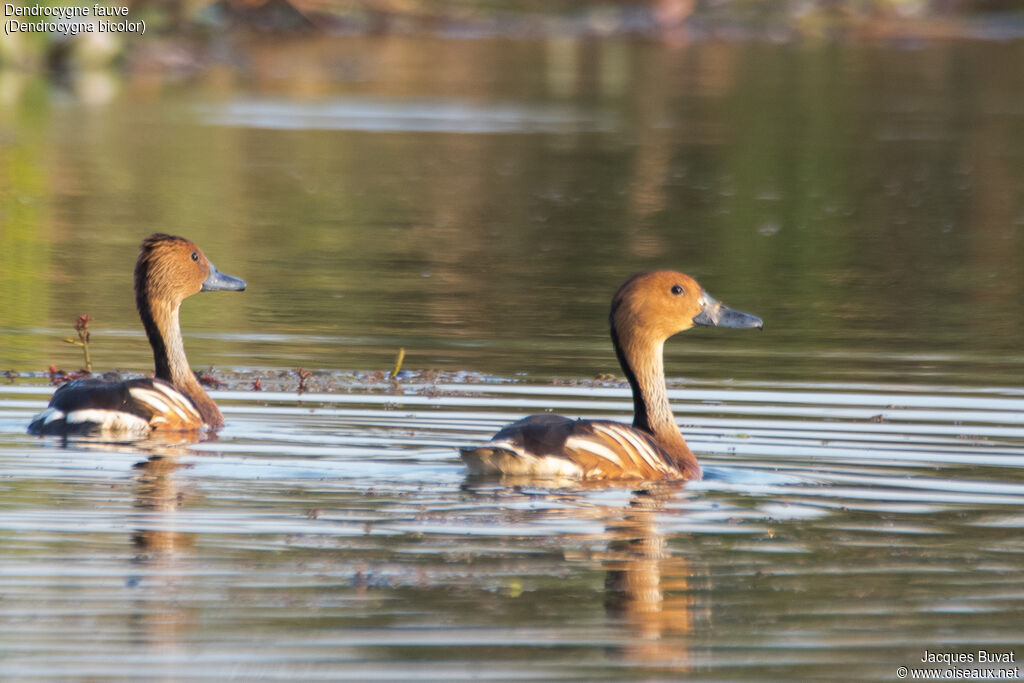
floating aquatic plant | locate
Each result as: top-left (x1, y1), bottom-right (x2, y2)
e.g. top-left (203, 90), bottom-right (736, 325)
top-left (47, 364), bottom-right (90, 385)
top-left (296, 367), bottom-right (312, 394)
top-left (196, 366), bottom-right (227, 388)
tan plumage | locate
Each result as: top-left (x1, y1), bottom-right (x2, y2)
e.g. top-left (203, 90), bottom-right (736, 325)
top-left (461, 271), bottom-right (762, 482)
top-left (28, 234), bottom-right (246, 438)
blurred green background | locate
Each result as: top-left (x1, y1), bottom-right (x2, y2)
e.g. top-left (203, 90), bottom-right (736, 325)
top-left (2, 1), bottom-right (1024, 384)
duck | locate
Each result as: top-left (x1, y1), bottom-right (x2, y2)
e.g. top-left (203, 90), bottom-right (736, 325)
top-left (460, 271), bottom-right (762, 481)
top-left (28, 234), bottom-right (246, 438)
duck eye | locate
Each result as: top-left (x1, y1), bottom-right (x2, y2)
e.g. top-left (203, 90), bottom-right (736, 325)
top-left (191, 251), bottom-right (199, 262)
top-left (671, 284), bottom-right (684, 295)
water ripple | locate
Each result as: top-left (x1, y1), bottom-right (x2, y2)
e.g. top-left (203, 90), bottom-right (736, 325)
top-left (2, 379), bottom-right (1023, 679)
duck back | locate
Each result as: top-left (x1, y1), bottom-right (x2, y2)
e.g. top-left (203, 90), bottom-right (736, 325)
top-left (28, 377), bottom-right (202, 436)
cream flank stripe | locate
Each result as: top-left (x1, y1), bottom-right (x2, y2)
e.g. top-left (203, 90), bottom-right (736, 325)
top-left (595, 422), bottom-right (678, 475)
top-left (130, 382), bottom-right (202, 422)
top-left (565, 431), bottom-right (627, 468)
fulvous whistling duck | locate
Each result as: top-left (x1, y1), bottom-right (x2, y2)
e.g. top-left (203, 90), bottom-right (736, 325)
top-left (28, 234), bottom-right (246, 438)
top-left (460, 271), bottom-right (762, 481)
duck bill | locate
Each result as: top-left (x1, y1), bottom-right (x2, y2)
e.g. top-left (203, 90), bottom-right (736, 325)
top-left (202, 263), bottom-right (247, 292)
top-left (692, 291), bottom-right (762, 329)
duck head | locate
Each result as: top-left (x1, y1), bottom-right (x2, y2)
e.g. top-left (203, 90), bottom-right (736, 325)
top-left (611, 270), bottom-right (762, 343)
top-left (135, 233), bottom-right (246, 305)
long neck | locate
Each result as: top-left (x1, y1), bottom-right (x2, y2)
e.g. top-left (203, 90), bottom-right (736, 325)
top-left (138, 295), bottom-right (224, 428)
top-left (612, 326), bottom-right (698, 476)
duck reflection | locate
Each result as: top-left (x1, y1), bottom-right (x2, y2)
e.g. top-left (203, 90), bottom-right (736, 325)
top-left (128, 448), bottom-right (195, 661)
top-left (131, 452), bottom-right (191, 558)
top-left (53, 437), bottom-right (205, 661)
top-left (464, 479), bottom-right (708, 671)
top-left (601, 486), bottom-right (705, 670)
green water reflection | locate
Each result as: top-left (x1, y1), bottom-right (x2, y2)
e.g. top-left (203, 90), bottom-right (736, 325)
top-left (1, 37), bottom-right (1023, 385)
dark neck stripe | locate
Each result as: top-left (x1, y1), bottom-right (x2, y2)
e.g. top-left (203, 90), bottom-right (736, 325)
top-left (134, 260), bottom-right (171, 382)
top-left (610, 323), bottom-right (652, 434)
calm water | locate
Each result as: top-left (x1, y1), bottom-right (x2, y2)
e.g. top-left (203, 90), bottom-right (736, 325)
top-left (2, 35), bottom-right (1024, 679)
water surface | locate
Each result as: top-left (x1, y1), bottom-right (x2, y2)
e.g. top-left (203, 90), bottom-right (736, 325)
top-left (2, 34), bottom-right (1024, 680)
top-left (2, 377), bottom-right (1024, 679)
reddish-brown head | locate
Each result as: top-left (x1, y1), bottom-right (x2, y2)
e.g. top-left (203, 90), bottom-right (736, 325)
top-left (611, 270), bottom-right (762, 344)
top-left (134, 234), bottom-right (246, 306)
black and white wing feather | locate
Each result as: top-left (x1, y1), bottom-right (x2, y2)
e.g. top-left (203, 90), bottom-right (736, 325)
top-left (28, 377), bottom-right (202, 437)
